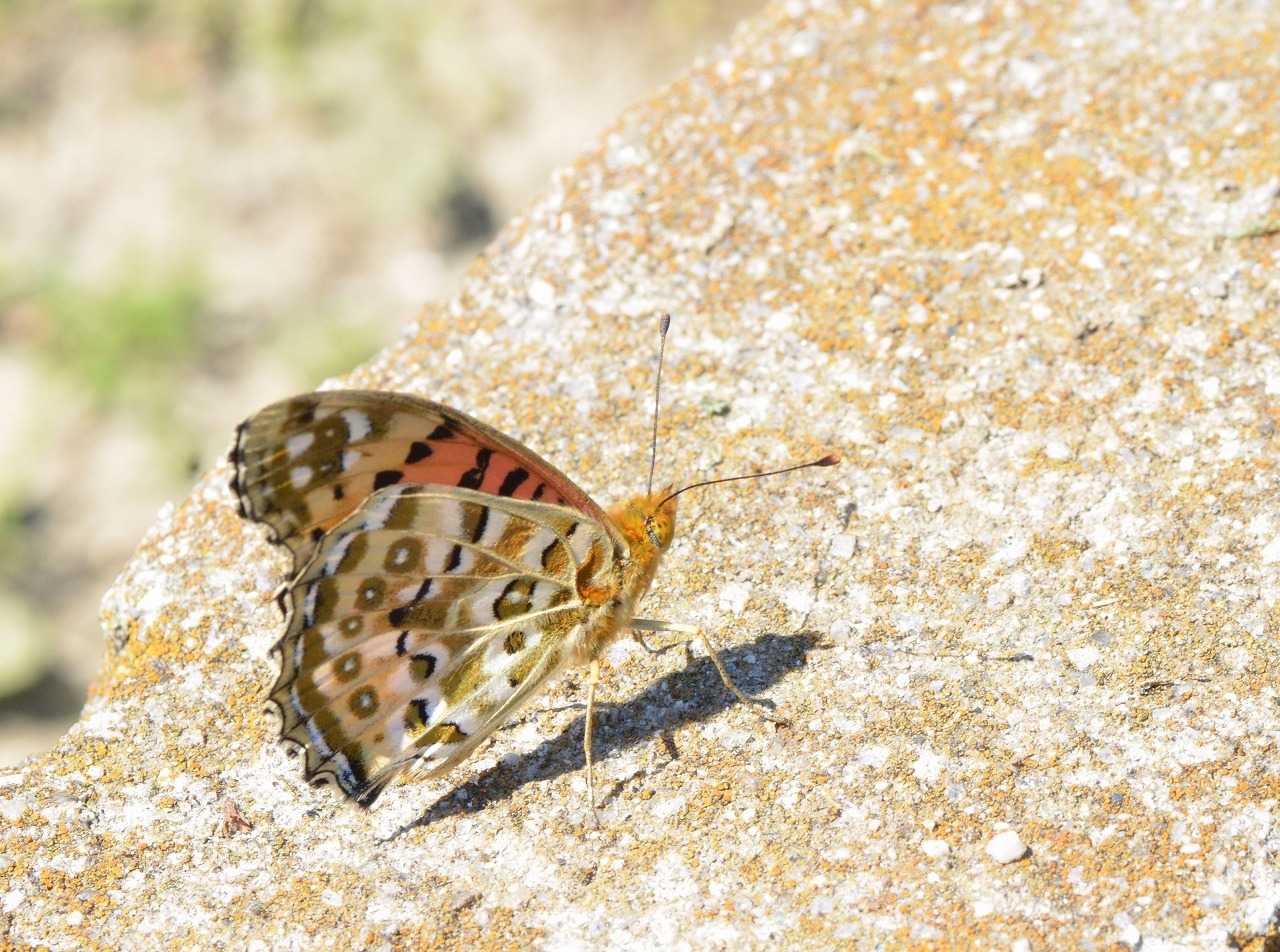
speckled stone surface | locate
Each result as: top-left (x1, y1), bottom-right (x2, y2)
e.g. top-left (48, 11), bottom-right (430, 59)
top-left (4, 0), bottom-right (1280, 948)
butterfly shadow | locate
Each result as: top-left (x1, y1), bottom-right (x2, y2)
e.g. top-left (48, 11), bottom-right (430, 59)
top-left (381, 630), bottom-right (813, 840)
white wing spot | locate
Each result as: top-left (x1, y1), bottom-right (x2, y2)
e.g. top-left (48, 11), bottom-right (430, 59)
top-left (285, 432), bottom-right (315, 459)
top-left (434, 498), bottom-right (464, 538)
top-left (322, 535), bottom-right (354, 574)
top-left (298, 688), bottom-right (335, 759)
top-left (359, 486), bottom-right (405, 530)
top-left (302, 584), bottom-right (320, 627)
top-left (341, 450), bottom-right (361, 472)
top-left (341, 410), bottom-right (373, 442)
top-left (289, 465), bottom-right (314, 488)
top-left (477, 510), bottom-right (509, 546)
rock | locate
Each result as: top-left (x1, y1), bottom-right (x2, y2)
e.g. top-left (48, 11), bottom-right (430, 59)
top-left (4, 1), bottom-right (1280, 948)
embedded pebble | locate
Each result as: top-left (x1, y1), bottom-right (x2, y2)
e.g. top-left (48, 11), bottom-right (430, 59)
top-left (921, 839), bottom-right (950, 859)
top-left (0, 798), bottom-right (28, 822)
top-left (986, 830), bottom-right (1029, 864)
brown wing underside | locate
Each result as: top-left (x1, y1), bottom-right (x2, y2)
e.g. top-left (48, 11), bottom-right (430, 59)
top-left (267, 484), bottom-right (623, 805)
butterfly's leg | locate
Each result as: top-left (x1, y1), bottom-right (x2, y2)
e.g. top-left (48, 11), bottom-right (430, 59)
top-left (632, 631), bottom-right (685, 657)
top-left (696, 628), bottom-right (789, 726)
top-left (630, 618), bottom-right (698, 657)
top-left (634, 619), bottom-right (787, 726)
top-left (584, 658), bottom-right (602, 827)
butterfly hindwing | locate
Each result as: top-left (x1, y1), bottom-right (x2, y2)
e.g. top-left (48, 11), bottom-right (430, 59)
top-left (231, 390), bottom-right (612, 571)
top-left (267, 482), bottom-right (627, 804)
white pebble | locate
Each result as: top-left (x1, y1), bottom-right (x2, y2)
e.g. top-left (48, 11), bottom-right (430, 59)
top-left (986, 829), bottom-right (1028, 864)
top-left (718, 582), bottom-right (749, 614)
top-left (921, 839), bottom-right (950, 859)
top-left (528, 278), bottom-right (556, 306)
top-left (0, 797), bottom-right (28, 821)
top-left (1261, 535), bottom-right (1280, 564)
top-left (830, 534), bottom-right (856, 559)
top-left (986, 586), bottom-right (1013, 609)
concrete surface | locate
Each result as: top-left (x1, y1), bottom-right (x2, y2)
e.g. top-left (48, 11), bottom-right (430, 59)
top-left (3, 0), bottom-right (1279, 948)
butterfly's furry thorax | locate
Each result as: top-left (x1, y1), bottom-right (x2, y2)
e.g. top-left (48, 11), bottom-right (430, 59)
top-left (573, 491), bottom-right (678, 664)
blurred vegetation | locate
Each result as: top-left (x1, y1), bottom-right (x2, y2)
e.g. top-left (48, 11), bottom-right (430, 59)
top-left (0, 489), bottom-right (34, 579)
top-left (18, 254), bottom-right (206, 408)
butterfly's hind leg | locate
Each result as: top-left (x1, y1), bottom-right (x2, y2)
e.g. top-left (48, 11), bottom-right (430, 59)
top-left (631, 619), bottom-right (788, 726)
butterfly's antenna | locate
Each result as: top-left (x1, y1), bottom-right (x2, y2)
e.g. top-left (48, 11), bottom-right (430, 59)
top-left (657, 452), bottom-right (842, 510)
top-left (646, 312), bottom-right (672, 496)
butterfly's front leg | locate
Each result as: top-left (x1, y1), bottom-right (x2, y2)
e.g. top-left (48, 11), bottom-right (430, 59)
top-left (631, 619), bottom-right (788, 726)
top-left (694, 627), bottom-right (788, 727)
top-left (583, 658), bottom-right (603, 828)
top-left (630, 618), bottom-right (697, 659)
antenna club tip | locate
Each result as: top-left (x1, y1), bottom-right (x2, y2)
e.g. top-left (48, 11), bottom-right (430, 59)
top-left (659, 312), bottom-right (672, 333)
top-left (816, 452), bottom-right (842, 466)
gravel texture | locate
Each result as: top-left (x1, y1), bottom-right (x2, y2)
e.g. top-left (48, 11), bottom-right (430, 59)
top-left (3, 0), bottom-right (1280, 948)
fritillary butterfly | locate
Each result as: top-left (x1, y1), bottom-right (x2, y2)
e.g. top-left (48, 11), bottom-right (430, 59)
top-left (230, 332), bottom-right (838, 812)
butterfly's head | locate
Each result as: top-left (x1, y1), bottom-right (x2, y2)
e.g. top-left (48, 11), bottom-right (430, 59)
top-left (613, 491), bottom-right (678, 556)
top-left (643, 491), bottom-right (678, 551)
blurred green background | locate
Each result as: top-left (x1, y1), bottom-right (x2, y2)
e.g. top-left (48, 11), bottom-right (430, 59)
top-left (0, 0), bottom-right (763, 765)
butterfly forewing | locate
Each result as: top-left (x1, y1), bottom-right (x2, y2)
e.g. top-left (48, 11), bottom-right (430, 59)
top-left (232, 390), bottom-right (611, 571)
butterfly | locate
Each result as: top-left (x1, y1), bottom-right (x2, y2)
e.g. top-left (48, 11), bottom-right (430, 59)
top-left (230, 345), bottom-right (838, 812)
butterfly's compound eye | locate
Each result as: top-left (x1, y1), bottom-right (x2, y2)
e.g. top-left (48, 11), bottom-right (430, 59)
top-left (645, 497), bottom-right (676, 550)
top-left (644, 516), bottom-right (661, 548)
